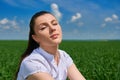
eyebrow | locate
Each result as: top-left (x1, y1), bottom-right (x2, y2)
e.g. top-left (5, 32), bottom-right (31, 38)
top-left (37, 19), bottom-right (57, 27)
top-left (51, 19), bottom-right (57, 23)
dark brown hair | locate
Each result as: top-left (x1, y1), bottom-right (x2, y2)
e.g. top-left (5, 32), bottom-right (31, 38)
top-left (15, 11), bottom-right (51, 80)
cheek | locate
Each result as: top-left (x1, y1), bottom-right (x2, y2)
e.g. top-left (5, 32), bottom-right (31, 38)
top-left (57, 25), bottom-right (62, 31)
top-left (38, 32), bottom-right (49, 41)
top-left (59, 27), bottom-right (62, 35)
top-left (57, 27), bottom-right (62, 40)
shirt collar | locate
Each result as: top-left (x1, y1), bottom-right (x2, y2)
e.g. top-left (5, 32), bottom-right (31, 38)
top-left (36, 47), bottom-right (54, 62)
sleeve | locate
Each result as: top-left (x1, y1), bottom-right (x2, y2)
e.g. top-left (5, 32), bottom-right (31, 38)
top-left (20, 58), bottom-right (50, 79)
top-left (63, 51), bottom-right (73, 68)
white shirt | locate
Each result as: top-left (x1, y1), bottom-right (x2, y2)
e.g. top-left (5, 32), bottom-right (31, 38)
top-left (17, 47), bottom-right (73, 80)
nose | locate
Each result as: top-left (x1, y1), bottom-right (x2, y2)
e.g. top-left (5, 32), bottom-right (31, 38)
top-left (49, 24), bottom-right (56, 33)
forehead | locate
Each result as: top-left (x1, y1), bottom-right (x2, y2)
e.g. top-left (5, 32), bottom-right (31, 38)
top-left (35, 14), bottom-right (56, 24)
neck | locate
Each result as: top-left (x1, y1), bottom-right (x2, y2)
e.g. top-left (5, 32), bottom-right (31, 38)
top-left (40, 45), bottom-right (58, 55)
top-left (40, 45), bottom-right (60, 65)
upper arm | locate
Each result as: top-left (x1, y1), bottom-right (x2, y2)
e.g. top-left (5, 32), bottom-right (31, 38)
top-left (27, 72), bottom-right (54, 80)
top-left (67, 63), bottom-right (86, 80)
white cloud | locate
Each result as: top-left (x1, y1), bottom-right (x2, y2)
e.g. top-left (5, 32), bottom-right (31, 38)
top-left (0, 17), bottom-right (20, 31)
top-left (101, 23), bottom-right (106, 27)
top-left (3, 0), bottom-right (39, 9)
top-left (105, 14), bottom-right (119, 22)
top-left (71, 13), bottom-right (82, 22)
top-left (51, 3), bottom-right (62, 21)
top-left (3, 26), bottom-right (10, 29)
top-left (102, 14), bottom-right (120, 27)
top-left (4, 0), bottom-right (18, 7)
top-left (112, 14), bottom-right (118, 20)
top-left (105, 17), bottom-right (112, 22)
top-left (0, 18), bottom-right (9, 25)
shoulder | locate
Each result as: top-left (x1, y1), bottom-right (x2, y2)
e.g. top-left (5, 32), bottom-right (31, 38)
top-left (21, 49), bottom-right (50, 70)
top-left (59, 49), bottom-right (72, 59)
top-left (21, 51), bottom-right (45, 68)
top-left (19, 49), bottom-right (51, 79)
top-left (59, 49), bottom-right (73, 68)
top-left (23, 51), bottom-right (44, 62)
top-left (22, 48), bottom-right (48, 64)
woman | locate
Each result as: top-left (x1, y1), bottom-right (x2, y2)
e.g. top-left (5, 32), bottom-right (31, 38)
top-left (16, 11), bottom-right (85, 80)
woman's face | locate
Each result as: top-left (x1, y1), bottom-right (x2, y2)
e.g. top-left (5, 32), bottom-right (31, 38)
top-left (32, 13), bottom-right (62, 47)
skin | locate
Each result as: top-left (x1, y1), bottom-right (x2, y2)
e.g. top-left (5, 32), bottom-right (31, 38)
top-left (27, 13), bottom-right (86, 80)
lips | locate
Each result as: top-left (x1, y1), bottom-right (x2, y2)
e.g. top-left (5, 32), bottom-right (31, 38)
top-left (50, 34), bottom-right (59, 39)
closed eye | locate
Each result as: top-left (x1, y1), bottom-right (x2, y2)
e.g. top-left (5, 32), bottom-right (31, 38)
top-left (52, 20), bottom-right (58, 25)
top-left (40, 27), bottom-right (46, 30)
top-left (53, 22), bottom-right (58, 25)
top-left (39, 25), bottom-right (48, 30)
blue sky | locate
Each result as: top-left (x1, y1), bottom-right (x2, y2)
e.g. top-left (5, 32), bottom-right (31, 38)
top-left (0, 0), bottom-right (120, 40)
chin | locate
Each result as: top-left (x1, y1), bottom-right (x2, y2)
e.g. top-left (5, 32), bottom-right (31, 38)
top-left (53, 38), bottom-right (62, 44)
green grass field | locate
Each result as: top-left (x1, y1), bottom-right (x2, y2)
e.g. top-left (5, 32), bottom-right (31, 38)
top-left (0, 40), bottom-right (120, 80)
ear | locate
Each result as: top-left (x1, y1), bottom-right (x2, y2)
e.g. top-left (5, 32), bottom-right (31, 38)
top-left (32, 34), bottom-right (39, 43)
